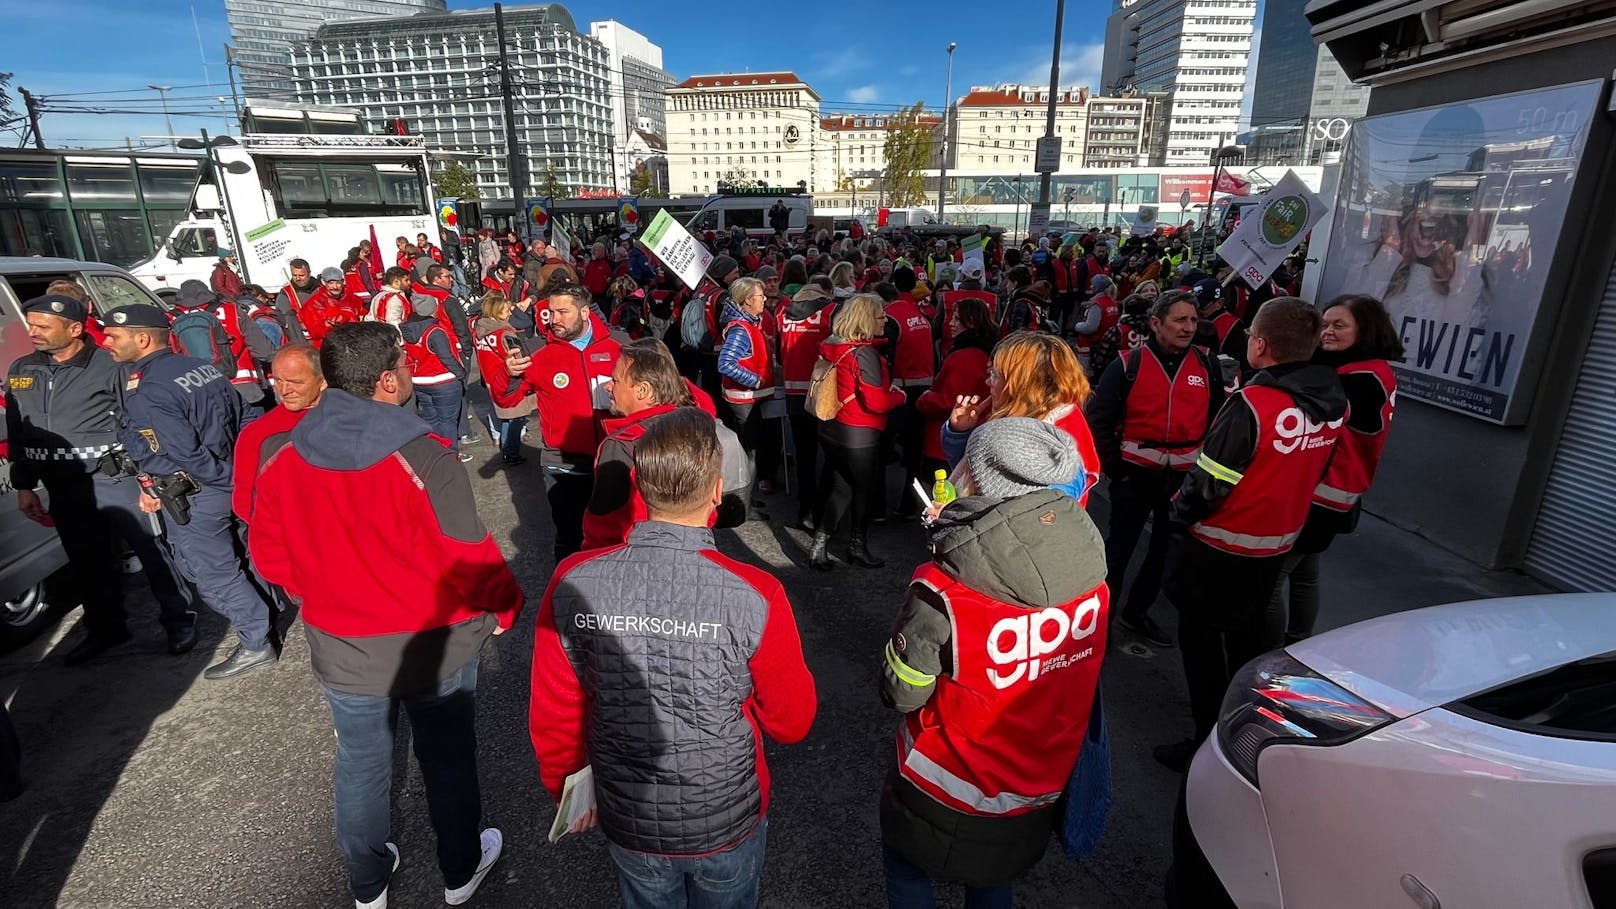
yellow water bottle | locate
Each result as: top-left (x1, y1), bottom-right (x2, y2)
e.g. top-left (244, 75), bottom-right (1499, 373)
top-left (933, 469), bottom-right (957, 506)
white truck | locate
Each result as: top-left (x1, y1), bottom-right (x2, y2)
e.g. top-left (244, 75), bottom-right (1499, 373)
top-left (128, 133), bottom-right (439, 299)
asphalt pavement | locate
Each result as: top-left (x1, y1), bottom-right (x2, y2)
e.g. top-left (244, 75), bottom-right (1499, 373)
top-left (0, 447), bottom-right (1544, 909)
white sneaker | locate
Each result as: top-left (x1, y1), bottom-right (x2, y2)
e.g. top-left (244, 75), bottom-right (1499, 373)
top-left (443, 828), bottom-right (503, 906)
top-left (355, 843), bottom-right (401, 909)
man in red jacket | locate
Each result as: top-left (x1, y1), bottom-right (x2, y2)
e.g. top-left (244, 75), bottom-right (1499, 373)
top-left (250, 322), bottom-right (520, 909)
top-left (232, 344), bottom-right (325, 524)
top-left (505, 284), bottom-right (625, 562)
top-left (532, 407), bottom-right (816, 907)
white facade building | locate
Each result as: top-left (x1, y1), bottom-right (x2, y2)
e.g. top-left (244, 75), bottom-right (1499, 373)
top-left (589, 21), bottom-right (675, 192)
top-left (665, 72), bottom-right (823, 196)
top-left (1101, 0), bottom-right (1256, 164)
top-left (288, 4), bottom-right (614, 199)
top-left (817, 112), bottom-right (944, 193)
top-left (947, 84), bottom-right (1167, 173)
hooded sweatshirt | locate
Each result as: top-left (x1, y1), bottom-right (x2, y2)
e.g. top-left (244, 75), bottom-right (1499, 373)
top-left (880, 489), bottom-right (1109, 884)
top-left (247, 389), bottom-right (523, 696)
top-left (1173, 361), bottom-right (1349, 530)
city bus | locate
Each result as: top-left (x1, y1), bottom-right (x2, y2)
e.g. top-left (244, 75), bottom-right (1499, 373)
top-left (128, 133), bottom-right (437, 299)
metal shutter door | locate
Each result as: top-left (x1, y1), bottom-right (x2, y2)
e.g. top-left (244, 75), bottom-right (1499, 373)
top-left (1524, 256), bottom-right (1616, 590)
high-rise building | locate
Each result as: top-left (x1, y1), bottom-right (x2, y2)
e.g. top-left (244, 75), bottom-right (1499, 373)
top-left (288, 5), bottom-right (614, 199)
top-left (225, 0), bottom-right (446, 97)
top-left (664, 73), bottom-right (822, 196)
top-left (1247, 0), bottom-right (1331, 163)
top-left (589, 21), bottom-right (675, 192)
top-left (1101, 0), bottom-right (1256, 164)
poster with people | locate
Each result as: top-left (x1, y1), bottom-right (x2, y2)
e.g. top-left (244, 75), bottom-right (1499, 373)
top-left (1315, 80), bottom-right (1602, 423)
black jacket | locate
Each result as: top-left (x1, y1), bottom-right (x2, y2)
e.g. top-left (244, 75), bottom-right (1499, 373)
top-left (4, 342), bottom-right (128, 490)
top-left (1172, 361), bottom-right (1347, 527)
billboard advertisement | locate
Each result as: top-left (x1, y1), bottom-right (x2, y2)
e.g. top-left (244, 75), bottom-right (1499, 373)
top-left (1314, 81), bottom-right (1602, 423)
top-left (1160, 173), bottom-right (1213, 207)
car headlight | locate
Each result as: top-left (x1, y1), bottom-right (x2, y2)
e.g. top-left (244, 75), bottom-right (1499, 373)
top-left (1217, 651), bottom-right (1394, 788)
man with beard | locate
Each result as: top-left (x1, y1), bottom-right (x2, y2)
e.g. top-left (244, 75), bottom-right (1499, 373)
top-left (275, 258), bottom-right (318, 345)
top-left (505, 285), bottom-right (626, 562)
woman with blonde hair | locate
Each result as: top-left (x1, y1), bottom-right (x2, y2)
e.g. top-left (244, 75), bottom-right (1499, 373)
top-left (829, 261), bottom-right (858, 301)
top-left (941, 331), bottom-right (1101, 504)
top-left (809, 294), bottom-right (907, 570)
top-left (472, 289), bottom-right (537, 465)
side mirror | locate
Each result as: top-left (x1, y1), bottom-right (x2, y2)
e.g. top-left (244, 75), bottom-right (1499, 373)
top-left (166, 241), bottom-right (182, 262)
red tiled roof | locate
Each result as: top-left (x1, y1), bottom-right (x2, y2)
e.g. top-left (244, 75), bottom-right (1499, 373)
top-left (676, 72), bottom-right (806, 89)
top-left (958, 86), bottom-right (1090, 107)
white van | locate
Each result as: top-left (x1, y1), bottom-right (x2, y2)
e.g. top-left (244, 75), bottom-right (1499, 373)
top-left (687, 194), bottom-right (812, 242)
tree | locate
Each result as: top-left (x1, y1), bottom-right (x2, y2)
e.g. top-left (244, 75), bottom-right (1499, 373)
top-left (431, 161), bottom-right (480, 200)
top-left (629, 162), bottom-right (664, 198)
top-left (718, 166), bottom-right (756, 187)
top-left (0, 72), bottom-right (22, 143)
top-left (882, 101), bottom-right (934, 208)
top-left (534, 160), bottom-right (568, 200)
top-left (834, 171), bottom-right (856, 193)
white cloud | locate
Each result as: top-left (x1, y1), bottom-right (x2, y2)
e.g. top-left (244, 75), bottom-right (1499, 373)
top-left (847, 85), bottom-right (881, 104)
top-left (1013, 42), bottom-right (1107, 90)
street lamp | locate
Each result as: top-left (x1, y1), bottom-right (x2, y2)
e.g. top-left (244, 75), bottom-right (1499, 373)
top-left (147, 84), bottom-right (175, 151)
top-left (937, 42), bottom-right (957, 223)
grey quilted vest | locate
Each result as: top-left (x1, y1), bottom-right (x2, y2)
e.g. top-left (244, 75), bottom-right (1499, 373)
top-left (547, 521), bottom-right (769, 855)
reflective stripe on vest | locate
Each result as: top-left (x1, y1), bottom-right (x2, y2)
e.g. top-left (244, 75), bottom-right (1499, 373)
top-left (722, 386), bottom-right (767, 403)
top-left (783, 379), bottom-right (812, 392)
top-left (896, 722), bottom-right (1062, 816)
top-left (413, 371), bottom-right (458, 386)
top-left (1121, 440), bottom-right (1197, 469)
top-left (1313, 481), bottom-right (1360, 510)
top-left (1189, 523), bottom-right (1301, 555)
top-left (895, 376), bottom-right (933, 389)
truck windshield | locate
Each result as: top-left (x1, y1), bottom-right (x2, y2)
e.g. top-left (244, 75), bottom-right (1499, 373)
top-left (170, 226), bottom-right (218, 257)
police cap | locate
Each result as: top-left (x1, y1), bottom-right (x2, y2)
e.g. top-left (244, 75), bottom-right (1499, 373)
top-left (103, 305), bottom-right (172, 330)
top-left (22, 294), bottom-right (89, 323)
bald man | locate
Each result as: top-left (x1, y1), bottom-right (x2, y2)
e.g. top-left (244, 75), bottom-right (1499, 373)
top-left (232, 345), bottom-right (326, 524)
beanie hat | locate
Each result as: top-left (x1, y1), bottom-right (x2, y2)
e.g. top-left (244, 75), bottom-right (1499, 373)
top-left (754, 265), bottom-right (778, 280)
top-left (318, 266), bottom-right (344, 282)
top-left (708, 255), bottom-right (738, 281)
top-left (410, 293), bottom-right (439, 317)
top-left (963, 418), bottom-right (1079, 498)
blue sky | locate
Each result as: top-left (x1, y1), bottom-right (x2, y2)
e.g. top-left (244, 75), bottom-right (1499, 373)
top-left (4, 0), bottom-right (1265, 149)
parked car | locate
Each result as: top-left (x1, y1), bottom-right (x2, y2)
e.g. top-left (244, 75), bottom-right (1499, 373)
top-left (1173, 593), bottom-right (1616, 908)
top-left (0, 257), bottom-right (168, 649)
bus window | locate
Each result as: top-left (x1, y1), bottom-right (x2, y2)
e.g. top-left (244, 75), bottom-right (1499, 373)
top-left (273, 162), bottom-right (327, 213)
top-left (65, 163), bottom-right (138, 204)
top-left (137, 163), bottom-right (199, 204)
top-left (377, 165), bottom-right (425, 210)
top-left (324, 164), bottom-right (383, 209)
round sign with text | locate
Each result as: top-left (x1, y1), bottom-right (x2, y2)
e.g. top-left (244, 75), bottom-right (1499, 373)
top-left (1261, 196), bottom-right (1309, 248)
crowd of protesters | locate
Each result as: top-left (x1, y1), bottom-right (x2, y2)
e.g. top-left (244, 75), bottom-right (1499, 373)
top-left (5, 193), bottom-right (1404, 909)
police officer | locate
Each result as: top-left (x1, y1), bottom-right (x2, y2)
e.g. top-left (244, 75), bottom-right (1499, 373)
top-left (100, 305), bottom-right (276, 681)
top-left (5, 294), bottom-right (197, 664)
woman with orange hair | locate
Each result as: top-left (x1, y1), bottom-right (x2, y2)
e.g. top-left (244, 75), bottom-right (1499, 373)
top-left (939, 331), bottom-right (1101, 505)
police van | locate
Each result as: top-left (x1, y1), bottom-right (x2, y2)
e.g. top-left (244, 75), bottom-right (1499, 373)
top-left (686, 186), bottom-right (812, 242)
top-left (0, 258), bottom-right (167, 649)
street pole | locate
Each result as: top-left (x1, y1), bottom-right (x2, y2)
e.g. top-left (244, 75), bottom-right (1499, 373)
top-left (20, 87), bottom-right (45, 149)
top-left (1035, 0), bottom-right (1065, 213)
top-left (494, 3), bottom-right (527, 236)
top-left (223, 45), bottom-right (242, 121)
top-left (148, 85), bottom-right (175, 151)
top-left (938, 42), bottom-right (956, 223)
top-left (1014, 176), bottom-right (1022, 236)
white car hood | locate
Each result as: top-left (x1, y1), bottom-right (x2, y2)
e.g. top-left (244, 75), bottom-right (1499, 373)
top-left (1286, 593), bottom-right (1616, 718)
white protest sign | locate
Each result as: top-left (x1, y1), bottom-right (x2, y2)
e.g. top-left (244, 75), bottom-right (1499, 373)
top-left (641, 208), bottom-right (714, 291)
top-left (1131, 204), bottom-right (1159, 237)
top-left (960, 232), bottom-right (985, 277)
top-left (1219, 170), bottom-right (1327, 289)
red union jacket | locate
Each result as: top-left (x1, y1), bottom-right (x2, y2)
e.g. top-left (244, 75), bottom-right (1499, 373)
top-left (581, 389), bottom-right (720, 550)
top-left (249, 390), bottom-right (522, 695)
top-left (231, 403), bottom-right (306, 523)
top-left (515, 311), bottom-right (624, 467)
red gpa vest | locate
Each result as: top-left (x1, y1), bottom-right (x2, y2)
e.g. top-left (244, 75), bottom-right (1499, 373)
top-left (415, 285), bottom-right (463, 355)
top-left (777, 303), bottom-right (834, 394)
top-left (1075, 295), bottom-right (1120, 353)
top-left (1209, 311), bottom-right (1239, 348)
top-left (1314, 359), bottom-right (1396, 511)
top-left (895, 563), bottom-right (1108, 817)
top-left (1192, 385), bottom-right (1344, 557)
top-left (1120, 346), bottom-right (1213, 470)
top-left (937, 289), bottom-right (998, 348)
top-left (282, 282), bottom-right (318, 322)
top-left (403, 323), bottom-right (457, 386)
top-left (885, 298), bottom-right (935, 387)
top-left (720, 318), bottom-right (772, 404)
top-left (369, 288), bottom-right (408, 324)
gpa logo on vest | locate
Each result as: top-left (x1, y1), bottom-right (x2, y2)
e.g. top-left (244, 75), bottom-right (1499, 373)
top-left (1272, 407), bottom-right (1345, 455)
top-left (1186, 374), bottom-right (1206, 388)
top-left (986, 595), bottom-right (1102, 690)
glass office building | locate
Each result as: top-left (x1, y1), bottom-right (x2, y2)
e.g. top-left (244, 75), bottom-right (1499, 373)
top-left (225, 0), bottom-right (447, 97)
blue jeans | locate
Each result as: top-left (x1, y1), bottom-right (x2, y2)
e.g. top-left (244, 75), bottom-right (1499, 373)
top-left (606, 818), bottom-right (768, 909)
top-left (414, 381), bottom-right (464, 449)
top-left (497, 416), bottom-right (527, 461)
top-left (882, 846), bottom-right (1012, 909)
top-left (322, 659), bottom-right (484, 902)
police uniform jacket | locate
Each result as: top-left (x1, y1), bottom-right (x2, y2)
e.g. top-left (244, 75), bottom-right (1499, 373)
top-left (5, 342), bottom-right (128, 490)
top-left (119, 348), bottom-right (253, 488)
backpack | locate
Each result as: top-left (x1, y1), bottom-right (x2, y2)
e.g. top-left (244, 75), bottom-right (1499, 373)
top-left (681, 287), bottom-right (717, 352)
top-left (170, 307), bottom-right (235, 374)
top-left (250, 307), bottom-right (290, 349)
top-left (807, 347), bottom-right (856, 421)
